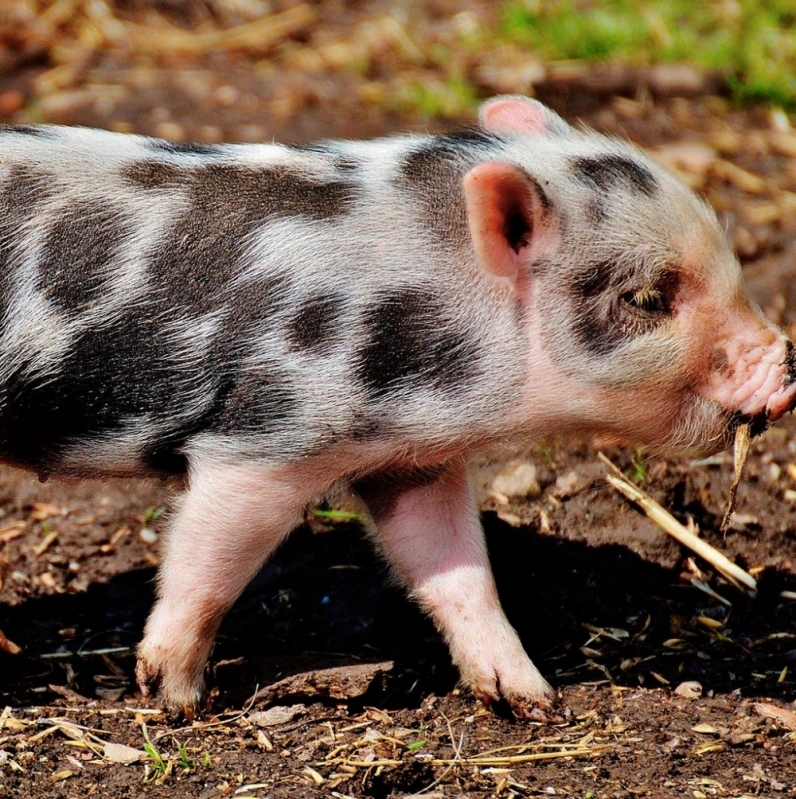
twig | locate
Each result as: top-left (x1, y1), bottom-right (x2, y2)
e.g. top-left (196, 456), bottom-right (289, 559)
top-left (0, 629), bottom-right (21, 655)
top-left (599, 452), bottom-right (757, 595)
top-left (121, 5), bottom-right (316, 56)
top-left (415, 712), bottom-right (465, 795)
top-left (153, 685), bottom-right (260, 741)
top-left (689, 578), bottom-right (732, 607)
top-left (720, 423), bottom-right (750, 534)
top-left (330, 747), bottom-right (606, 769)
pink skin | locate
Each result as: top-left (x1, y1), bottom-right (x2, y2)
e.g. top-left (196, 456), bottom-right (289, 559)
top-left (465, 134), bottom-right (796, 454)
top-left (136, 459), bottom-right (324, 713)
top-left (138, 452), bottom-right (556, 718)
top-left (363, 462), bottom-right (555, 718)
top-left (702, 316), bottom-right (796, 420)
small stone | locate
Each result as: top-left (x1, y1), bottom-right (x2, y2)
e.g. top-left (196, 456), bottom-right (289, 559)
top-left (490, 461), bottom-right (540, 499)
top-left (248, 704), bottom-right (307, 727)
top-left (139, 527), bottom-right (158, 544)
top-left (552, 469), bottom-right (590, 499)
top-left (674, 681), bottom-right (703, 699)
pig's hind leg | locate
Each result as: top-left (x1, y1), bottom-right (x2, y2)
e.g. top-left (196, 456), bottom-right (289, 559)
top-left (358, 463), bottom-right (555, 719)
top-left (136, 458), bottom-right (318, 715)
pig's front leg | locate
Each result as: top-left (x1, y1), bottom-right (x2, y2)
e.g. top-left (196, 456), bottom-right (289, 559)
top-left (136, 459), bottom-right (314, 715)
top-left (358, 463), bottom-right (555, 719)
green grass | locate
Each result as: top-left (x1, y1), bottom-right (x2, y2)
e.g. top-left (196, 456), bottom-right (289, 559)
top-left (141, 724), bottom-right (169, 784)
top-left (500, 0), bottom-right (796, 107)
top-left (630, 446), bottom-right (648, 483)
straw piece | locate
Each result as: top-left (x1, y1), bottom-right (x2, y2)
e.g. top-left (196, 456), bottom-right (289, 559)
top-left (719, 423), bottom-right (750, 535)
top-left (121, 5), bottom-right (316, 56)
top-left (599, 452), bottom-right (756, 595)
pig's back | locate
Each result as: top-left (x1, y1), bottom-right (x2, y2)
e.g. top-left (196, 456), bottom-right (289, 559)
top-left (0, 125), bottom-right (522, 478)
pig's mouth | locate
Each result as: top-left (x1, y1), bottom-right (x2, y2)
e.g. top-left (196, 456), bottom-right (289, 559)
top-left (726, 408), bottom-right (770, 440)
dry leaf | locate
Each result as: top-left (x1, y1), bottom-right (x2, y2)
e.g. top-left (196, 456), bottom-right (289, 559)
top-left (103, 742), bottom-right (146, 764)
top-left (0, 629), bottom-right (21, 656)
top-left (720, 423), bottom-right (750, 535)
top-left (753, 702), bottom-right (796, 731)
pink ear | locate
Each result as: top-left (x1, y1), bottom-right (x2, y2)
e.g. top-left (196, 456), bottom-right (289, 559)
top-left (463, 161), bottom-right (551, 283)
top-left (479, 95), bottom-right (570, 137)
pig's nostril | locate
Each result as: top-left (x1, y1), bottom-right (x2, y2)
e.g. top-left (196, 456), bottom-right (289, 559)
top-left (784, 340), bottom-right (796, 386)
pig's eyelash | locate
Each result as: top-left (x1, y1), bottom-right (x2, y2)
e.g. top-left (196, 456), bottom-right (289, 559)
top-left (619, 288), bottom-right (667, 314)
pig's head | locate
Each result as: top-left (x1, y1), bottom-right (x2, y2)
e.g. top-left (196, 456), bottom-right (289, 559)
top-left (465, 95), bottom-right (796, 457)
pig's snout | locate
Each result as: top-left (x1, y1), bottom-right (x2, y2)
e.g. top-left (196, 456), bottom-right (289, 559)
top-left (783, 339), bottom-right (796, 386)
top-left (706, 334), bottom-right (796, 427)
top-left (762, 341), bottom-right (796, 422)
top-left (766, 350), bottom-right (796, 421)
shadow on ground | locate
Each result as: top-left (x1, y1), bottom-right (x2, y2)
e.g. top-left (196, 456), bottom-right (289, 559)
top-left (4, 514), bottom-right (796, 712)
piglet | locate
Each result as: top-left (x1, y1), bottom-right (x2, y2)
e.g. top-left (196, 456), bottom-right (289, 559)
top-left (0, 96), bottom-right (793, 718)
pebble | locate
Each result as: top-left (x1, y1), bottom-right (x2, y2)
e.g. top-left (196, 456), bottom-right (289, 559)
top-left (674, 681), bottom-right (703, 699)
top-left (139, 527), bottom-right (158, 544)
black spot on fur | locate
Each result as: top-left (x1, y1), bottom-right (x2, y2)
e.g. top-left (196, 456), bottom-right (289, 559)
top-left (0, 125), bottom-right (52, 137)
top-left (400, 130), bottom-right (500, 184)
top-left (252, 165), bottom-right (356, 220)
top-left (38, 201), bottom-right (131, 311)
top-left (123, 160), bottom-right (184, 189)
top-left (569, 261), bottom-right (627, 356)
top-left (287, 293), bottom-right (343, 352)
top-left (0, 268), bottom-right (297, 474)
top-left (149, 139), bottom-right (223, 156)
top-left (568, 260), bottom-right (627, 355)
top-left (570, 261), bottom-right (678, 355)
top-left (227, 274), bottom-right (290, 340)
top-left (348, 411), bottom-right (382, 442)
top-left (208, 273), bottom-right (291, 376)
top-left (571, 155), bottom-right (658, 197)
top-left (573, 308), bottom-right (624, 356)
top-left (0, 165), bottom-right (52, 328)
top-left (1, 164), bottom-right (52, 215)
top-left (143, 164), bottom-right (354, 313)
top-left (193, 273), bottom-right (299, 440)
top-left (209, 371), bottom-right (298, 436)
top-left (140, 367), bottom-right (295, 473)
top-left (396, 130), bottom-right (501, 242)
top-left (0, 309), bottom-right (183, 472)
top-left (356, 289), bottom-right (476, 399)
top-left (290, 143), bottom-right (361, 173)
top-left (575, 261), bottom-right (614, 299)
top-left (585, 197), bottom-right (607, 224)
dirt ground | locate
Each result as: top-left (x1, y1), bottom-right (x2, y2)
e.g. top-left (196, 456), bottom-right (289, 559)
top-left (4, 2), bottom-right (796, 797)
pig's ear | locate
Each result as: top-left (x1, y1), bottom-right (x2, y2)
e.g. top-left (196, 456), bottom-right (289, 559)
top-left (479, 95), bottom-right (571, 137)
top-left (463, 161), bottom-right (551, 283)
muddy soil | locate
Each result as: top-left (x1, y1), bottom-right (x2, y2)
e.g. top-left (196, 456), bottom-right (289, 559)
top-left (4, 3), bottom-right (796, 797)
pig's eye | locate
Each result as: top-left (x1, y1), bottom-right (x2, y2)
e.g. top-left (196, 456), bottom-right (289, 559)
top-left (620, 288), bottom-right (667, 315)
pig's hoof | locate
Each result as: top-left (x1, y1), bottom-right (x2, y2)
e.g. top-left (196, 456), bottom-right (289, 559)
top-left (135, 655), bottom-right (204, 718)
top-left (135, 655), bottom-right (161, 699)
top-left (468, 677), bottom-right (562, 722)
top-left (506, 695), bottom-right (566, 723)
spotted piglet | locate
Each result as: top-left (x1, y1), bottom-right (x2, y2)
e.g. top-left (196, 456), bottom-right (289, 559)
top-left (1, 96), bottom-right (794, 718)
